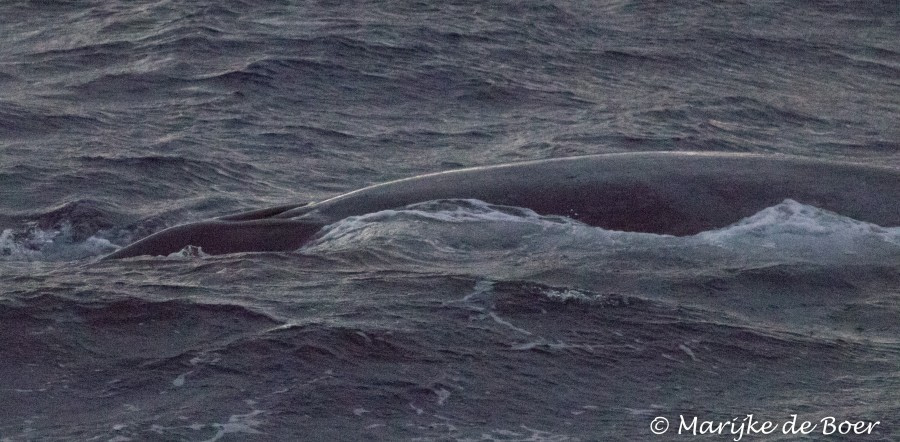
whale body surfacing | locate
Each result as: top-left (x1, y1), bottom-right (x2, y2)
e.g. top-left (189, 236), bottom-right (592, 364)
top-left (102, 152), bottom-right (900, 260)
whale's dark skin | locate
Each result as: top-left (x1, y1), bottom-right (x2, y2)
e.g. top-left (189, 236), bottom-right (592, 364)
top-left (102, 152), bottom-right (900, 259)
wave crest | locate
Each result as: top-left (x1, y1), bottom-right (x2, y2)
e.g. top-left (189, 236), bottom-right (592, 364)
top-left (305, 198), bottom-right (900, 267)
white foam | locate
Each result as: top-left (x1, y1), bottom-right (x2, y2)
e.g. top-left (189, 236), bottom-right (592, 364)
top-left (172, 372), bottom-right (190, 387)
top-left (698, 199), bottom-right (899, 244)
top-left (0, 224), bottom-right (119, 261)
top-left (166, 245), bottom-right (210, 259)
top-left (435, 388), bottom-right (451, 406)
top-left (306, 198), bottom-right (900, 267)
top-left (488, 312), bottom-right (533, 336)
top-left (695, 199), bottom-right (900, 262)
top-left (199, 408), bottom-right (264, 442)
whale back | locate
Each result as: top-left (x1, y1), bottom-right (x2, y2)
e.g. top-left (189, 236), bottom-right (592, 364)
top-left (276, 153), bottom-right (900, 235)
top-left (104, 152), bottom-right (900, 259)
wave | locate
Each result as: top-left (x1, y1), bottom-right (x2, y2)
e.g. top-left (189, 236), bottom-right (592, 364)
top-left (298, 199), bottom-right (900, 342)
top-left (4, 198), bottom-right (898, 264)
top-left (0, 102), bottom-right (106, 138)
top-left (305, 198), bottom-right (900, 267)
top-left (0, 293), bottom-right (282, 368)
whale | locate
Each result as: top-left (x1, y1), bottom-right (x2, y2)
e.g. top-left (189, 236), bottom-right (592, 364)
top-left (102, 152), bottom-right (900, 260)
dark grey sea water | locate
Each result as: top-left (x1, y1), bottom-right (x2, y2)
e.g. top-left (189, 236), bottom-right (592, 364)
top-left (1, 1), bottom-right (899, 440)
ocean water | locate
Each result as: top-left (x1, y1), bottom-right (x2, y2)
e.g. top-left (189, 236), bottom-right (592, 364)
top-left (1, 0), bottom-right (899, 440)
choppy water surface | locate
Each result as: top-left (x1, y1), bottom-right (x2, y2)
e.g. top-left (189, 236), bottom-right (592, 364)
top-left (1, 0), bottom-right (898, 440)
